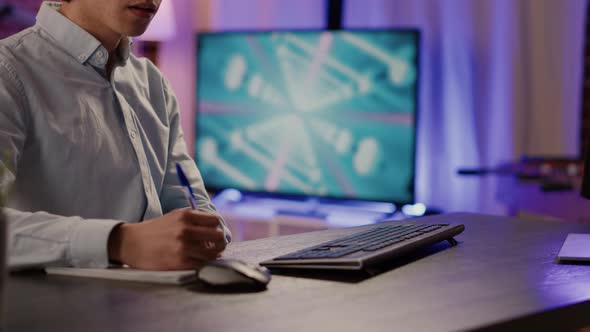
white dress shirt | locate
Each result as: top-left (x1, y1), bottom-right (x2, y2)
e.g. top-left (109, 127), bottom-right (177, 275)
top-left (0, 2), bottom-right (231, 270)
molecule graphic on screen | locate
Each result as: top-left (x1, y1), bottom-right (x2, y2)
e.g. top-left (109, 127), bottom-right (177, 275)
top-left (197, 30), bottom-right (418, 203)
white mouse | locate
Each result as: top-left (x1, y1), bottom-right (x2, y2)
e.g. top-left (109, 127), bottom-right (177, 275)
top-left (197, 258), bottom-right (271, 290)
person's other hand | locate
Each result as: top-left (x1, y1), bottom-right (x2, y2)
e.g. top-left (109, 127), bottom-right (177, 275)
top-left (107, 208), bottom-right (227, 270)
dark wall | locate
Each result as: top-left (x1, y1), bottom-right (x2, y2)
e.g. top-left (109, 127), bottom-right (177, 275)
top-left (0, 1), bottom-right (43, 39)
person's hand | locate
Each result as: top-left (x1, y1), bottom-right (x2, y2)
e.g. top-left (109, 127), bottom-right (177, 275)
top-left (107, 208), bottom-right (227, 270)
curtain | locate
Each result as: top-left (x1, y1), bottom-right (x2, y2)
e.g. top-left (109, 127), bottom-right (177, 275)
top-left (160, 0), bottom-right (587, 215)
top-left (344, 0), bottom-right (586, 213)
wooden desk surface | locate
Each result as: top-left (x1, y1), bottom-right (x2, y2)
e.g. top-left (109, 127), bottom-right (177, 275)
top-left (6, 212), bottom-right (590, 332)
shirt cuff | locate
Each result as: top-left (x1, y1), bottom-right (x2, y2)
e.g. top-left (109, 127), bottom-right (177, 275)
top-left (217, 215), bottom-right (232, 244)
top-left (68, 218), bottom-right (122, 268)
top-left (223, 225), bottom-right (232, 244)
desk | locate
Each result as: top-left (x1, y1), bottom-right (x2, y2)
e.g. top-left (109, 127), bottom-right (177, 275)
top-left (497, 176), bottom-right (590, 222)
top-left (6, 213), bottom-right (590, 332)
top-left (220, 209), bottom-right (332, 241)
top-left (215, 194), bottom-right (395, 241)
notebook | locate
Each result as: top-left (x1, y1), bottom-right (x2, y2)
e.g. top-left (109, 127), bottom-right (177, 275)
top-left (45, 266), bottom-right (198, 285)
top-left (557, 233), bottom-right (590, 262)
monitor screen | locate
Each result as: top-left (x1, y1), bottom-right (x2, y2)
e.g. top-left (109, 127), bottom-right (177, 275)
top-left (195, 29), bottom-right (420, 204)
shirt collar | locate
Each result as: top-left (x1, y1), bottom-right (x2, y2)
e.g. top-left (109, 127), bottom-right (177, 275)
top-left (36, 2), bottom-right (131, 66)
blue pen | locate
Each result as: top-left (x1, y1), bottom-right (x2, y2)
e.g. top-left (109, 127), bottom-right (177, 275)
top-left (176, 162), bottom-right (223, 248)
top-left (176, 162), bottom-right (197, 209)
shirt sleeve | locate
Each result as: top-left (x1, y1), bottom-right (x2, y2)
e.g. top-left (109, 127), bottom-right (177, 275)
top-left (158, 77), bottom-right (232, 243)
top-left (0, 58), bottom-right (121, 270)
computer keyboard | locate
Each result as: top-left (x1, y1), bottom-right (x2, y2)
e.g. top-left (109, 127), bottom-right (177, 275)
top-left (260, 222), bottom-right (465, 271)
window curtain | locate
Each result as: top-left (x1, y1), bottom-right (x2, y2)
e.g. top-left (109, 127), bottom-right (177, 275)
top-left (344, 0), bottom-right (586, 213)
top-left (161, 0), bottom-right (586, 215)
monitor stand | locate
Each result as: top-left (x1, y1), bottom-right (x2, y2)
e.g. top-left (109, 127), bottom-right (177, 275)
top-left (211, 189), bottom-right (404, 227)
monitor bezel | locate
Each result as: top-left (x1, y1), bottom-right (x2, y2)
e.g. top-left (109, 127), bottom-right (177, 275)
top-left (194, 28), bottom-right (421, 205)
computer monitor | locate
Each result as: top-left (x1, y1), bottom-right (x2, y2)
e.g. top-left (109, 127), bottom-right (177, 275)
top-left (195, 29), bottom-right (420, 204)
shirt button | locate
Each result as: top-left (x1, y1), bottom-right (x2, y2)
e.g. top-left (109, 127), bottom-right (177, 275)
top-left (78, 55), bottom-right (86, 62)
top-left (130, 131), bottom-right (137, 139)
top-left (96, 50), bottom-right (105, 59)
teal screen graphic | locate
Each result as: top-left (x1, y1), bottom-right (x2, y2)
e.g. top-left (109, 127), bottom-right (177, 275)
top-left (196, 30), bottom-right (419, 203)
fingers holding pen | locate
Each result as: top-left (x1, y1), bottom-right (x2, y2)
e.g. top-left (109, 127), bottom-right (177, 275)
top-left (110, 207), bottom-right (229, 270)
top-left (169, 208), bottom-right (226, 257)
top-left (175, 224), bottom-right (225, 243)
top-left (172, 163), bottom-right (228, 265)
top-left (176, 240), bottom-right (224, 261)
top-left (174, 220), bottom-right (226, 258)
top-left (179, 208), bottom-right (222, 228)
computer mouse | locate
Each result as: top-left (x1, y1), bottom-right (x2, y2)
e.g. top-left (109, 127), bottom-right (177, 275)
top-left (197, 258), bottom-right (271, 291)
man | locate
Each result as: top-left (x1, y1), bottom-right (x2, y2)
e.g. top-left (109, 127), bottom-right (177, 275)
top-left (0, 0), bottom-right (231, 271)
